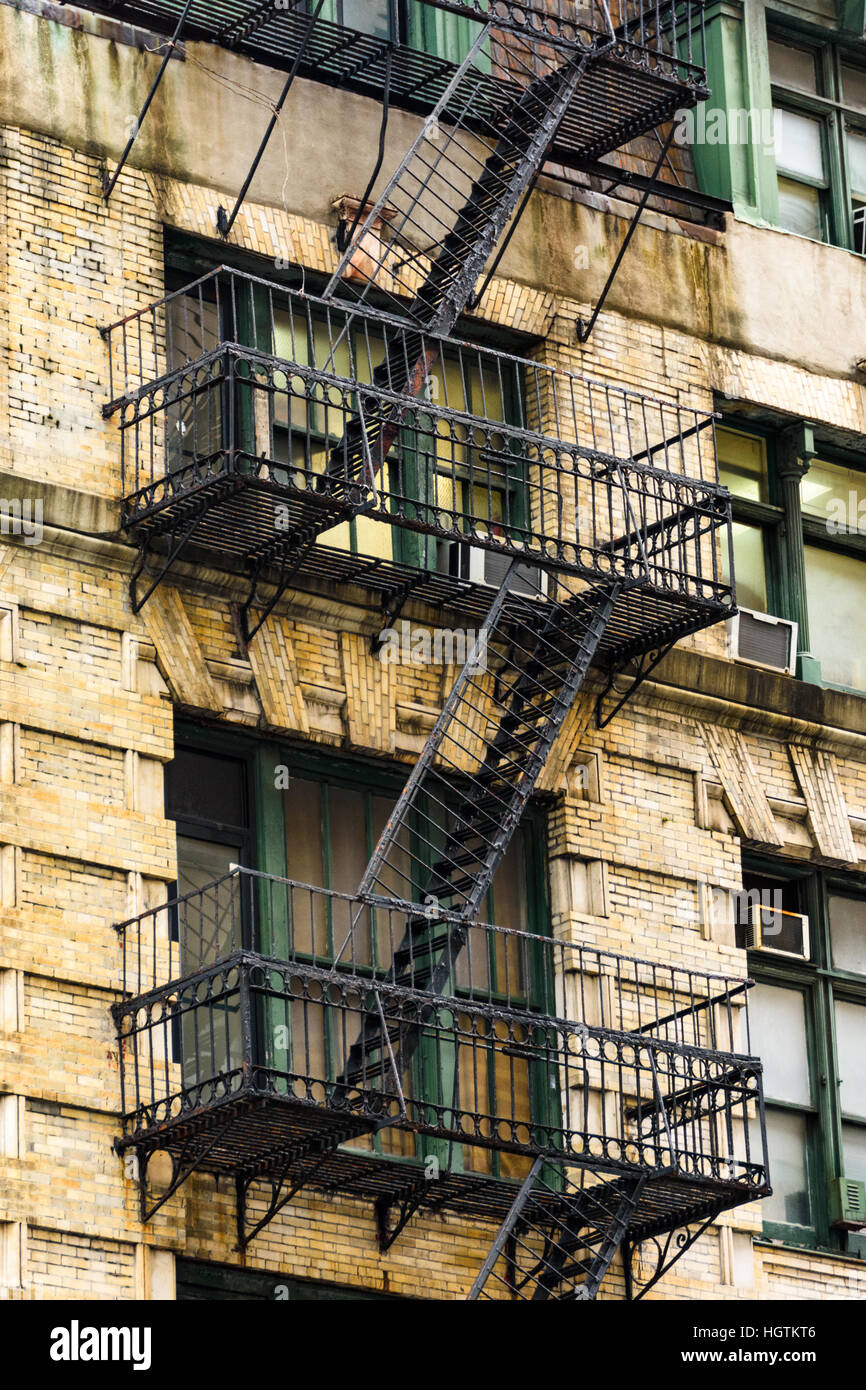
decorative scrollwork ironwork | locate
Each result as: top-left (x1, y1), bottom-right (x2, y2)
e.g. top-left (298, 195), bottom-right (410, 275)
top-left (624, 1216), bottom-right (717, 1300)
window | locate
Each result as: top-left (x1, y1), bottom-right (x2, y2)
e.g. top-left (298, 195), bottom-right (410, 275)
top-left (165, 743), bottom-right (255, 1085)
top-left (165, 745), bottom-right (253, 965)
top-left (271, 304), bottom-right (527, 574)
top-left (163, 240), bottom-right (529, 581)
top-left (164, 731), bottom-right (553, 1182)
top-left (717, 426), bottom-right (778, 614)
top-left (769, 30), bottom-right (866, 253)
top-left (799, 455), bottom-right (866, 691)
top-left (166, 290), bottom-right (223, 478)
top-left (307, 0), bottom-right (478, 64)
top-left (305, 0), bottom-right (403, 42)
top-left (719, 417), bottom-right (866, 692)
top-left (280, 751), bottom-right (552, 1179)
top-left (177, 1258), bottom-right (401, 1300)
top-left (743, 859), bottom-right (866, 1251)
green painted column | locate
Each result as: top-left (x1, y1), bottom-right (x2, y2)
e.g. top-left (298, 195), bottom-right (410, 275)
top-left (691, 1), bottom-right (779, 224)
top-left (776, 424), bottom-right (822, 684)
top-left (253, 743), bottom-right (291, 1090)
top-left (839, 1), bottom-right (866, 37)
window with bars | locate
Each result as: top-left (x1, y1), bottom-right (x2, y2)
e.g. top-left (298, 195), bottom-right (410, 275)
top-left (271, 304), bottom-right (527, 569)
top-left (161, 268), bottom-right (529, 576)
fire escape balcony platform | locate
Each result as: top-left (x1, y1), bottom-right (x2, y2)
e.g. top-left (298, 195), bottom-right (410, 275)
top-left (112, 869), bottom-right (770, 1243)
top-left (103, 271), bottom-right (734, 665)
top-left (72, 1), bottom-right (711, 175)
top-left (112, 1083), bottom-right (765, 1246)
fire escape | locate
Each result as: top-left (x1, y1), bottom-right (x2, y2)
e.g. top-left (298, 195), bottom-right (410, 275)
top-left (98, 0), bottom-right (770, 1298)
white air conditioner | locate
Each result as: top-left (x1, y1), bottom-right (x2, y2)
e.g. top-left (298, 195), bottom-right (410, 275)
top-left (745, 903), bottom-right (810, 960)
top-left (446, 542), bottom-right (548, 599)
top-left (728, 608), bottom-right (798, 675)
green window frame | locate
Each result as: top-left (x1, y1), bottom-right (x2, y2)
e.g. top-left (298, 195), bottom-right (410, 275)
top-left (718, 415), bottom-right (866, 694)
top-left (407, 2), bottom-right (483, 65)
top-left (742, 856), bottom-right (866, 1255)
top-left (768, 23), bottom-right (866, 253)
top-left (717, 422), bottom-right (785, 618)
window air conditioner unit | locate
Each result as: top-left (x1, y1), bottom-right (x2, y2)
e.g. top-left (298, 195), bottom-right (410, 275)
top-left (728, 608), bottom-right (797, 675)
top-left (456, 544), bottom-right (548, 598)
top-left (745, 903), bottom-right (810, 960)
top-left (830, 1177), bottom-right (866, 1230)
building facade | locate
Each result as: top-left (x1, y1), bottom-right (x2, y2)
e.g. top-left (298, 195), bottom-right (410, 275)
top-left (0, 0), bottom-right (864, 1301)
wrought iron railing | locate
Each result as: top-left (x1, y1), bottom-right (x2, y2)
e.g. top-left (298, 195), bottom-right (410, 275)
top-left (113, 868), bottom-right (768, 1192)
top-left (103, 268), bottom-right (732, 607)
top-left (431, 1), bottom-right (709, 83)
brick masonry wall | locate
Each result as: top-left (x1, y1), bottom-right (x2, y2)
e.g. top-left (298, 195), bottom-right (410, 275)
top-left (1, 112), bottom-right (865, 1302)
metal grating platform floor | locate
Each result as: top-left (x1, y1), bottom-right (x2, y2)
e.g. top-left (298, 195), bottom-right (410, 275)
top-left (126, 473), bottom-right (730, 667)
top-left (121, 1088), bottom-right (766, 1241)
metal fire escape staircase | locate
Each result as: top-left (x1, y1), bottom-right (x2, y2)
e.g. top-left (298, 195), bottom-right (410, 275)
top-left (308, 13), bottom-right (643, 1292)
top-left (322, 15), bottom-right (601, 331)
top-left (318, 10), bottom-right (607, 492)
top-left (328, 569), bottom-right (648, 1299)
top-left (100, 4), bottom-right (765, 1300)
top-left (468, 1160), bottom-right (646, 1301)
top-left (335, 567), bottom-right (621, 1095)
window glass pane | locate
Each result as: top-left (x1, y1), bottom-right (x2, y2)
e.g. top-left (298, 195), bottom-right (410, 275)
top-left (717, 428), bottom-right (769, 502)
top-left (769, 40), bottom-right (818, 94)
top-left (177, 836), bottom-right (240, 897)
top-left (749, 984), bottom-right (811, 1105)
top-left (166, 749), bottom-right (247, 829)
top-left (327, 785), bottom-right (370, 896)
top-left (804, 544), bottom-right (866, 688)
top-left (341, 0), bottom-right (390, 37)
top-left (835, 1000), bottom-right (866, 1118)
top-left (829, 895), bottom-right (866, 975)
top-left (842, 1123), bottom-right (866, 1183)
top-left (168, 293), bottom-right (220, 367)
top-left (165, 294), bottom-right (223, 475)
top-left (801, 458), bottom-right (866, 528)
top-left (283, 778), bottom-right (328, 956)
top-left (774, 108), bottom-right (825, 181)
top-left (854, 202), bottom-right (866, 255)
top-left (761, 1110), bottom-right (812, 1227)
top-left (722, 521), bottom-right (768, 611)
top-left (176, 836), bottom-right (242, 971)
top-left (843, 65), bottom-right (866, 113)
top-left (777, 177), bottom-right (824, 240)
top-left (848, 131), bottom-right (866, 198)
